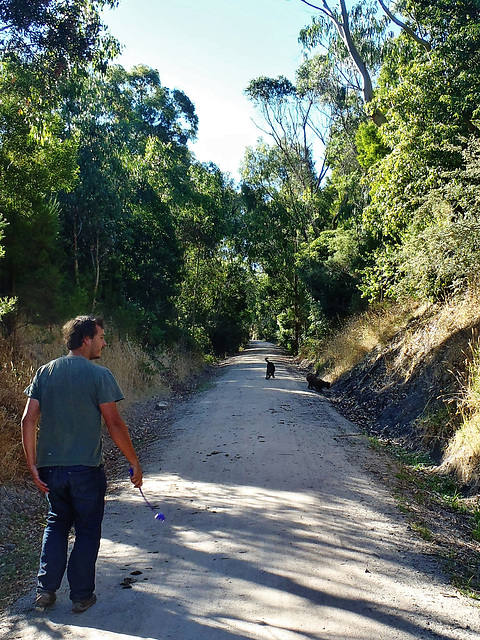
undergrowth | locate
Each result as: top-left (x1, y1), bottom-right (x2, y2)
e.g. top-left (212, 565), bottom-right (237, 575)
top-left (441, 340), bottom-right (480, 485)
top-left (301, 292), bottom-right (480, 486)
top-left (298, 300), bottom-right (424, 381)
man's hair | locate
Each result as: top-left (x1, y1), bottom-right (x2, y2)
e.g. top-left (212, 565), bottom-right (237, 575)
top-left (63, 316), bottom-right (104, 351)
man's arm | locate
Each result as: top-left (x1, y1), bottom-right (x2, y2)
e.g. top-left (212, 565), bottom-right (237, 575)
top-left (100, 402), bottom-right (143, 487)
top-left (21, 398), bottom-right (49, 493)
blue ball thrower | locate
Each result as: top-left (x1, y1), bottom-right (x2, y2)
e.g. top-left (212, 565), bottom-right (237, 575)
top-left (129, 468), bottom-right (165, 521)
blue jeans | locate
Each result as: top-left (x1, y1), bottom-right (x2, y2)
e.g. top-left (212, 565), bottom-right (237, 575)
top-left (37, 465), bottom-right (107, 601)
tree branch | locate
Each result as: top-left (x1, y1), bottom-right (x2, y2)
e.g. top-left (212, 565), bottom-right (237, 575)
top-left (376, 0), bottom-right (431, 51)
top-left (299, 0), bottom-right (333, 18)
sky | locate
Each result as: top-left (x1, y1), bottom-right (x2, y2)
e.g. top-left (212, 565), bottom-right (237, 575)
top-left (102, 0), bottom-right (317, 180)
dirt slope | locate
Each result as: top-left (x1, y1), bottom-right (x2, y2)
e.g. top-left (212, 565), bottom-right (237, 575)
top-left (329, 304), bottom-right (480, 453)
top-left (1, 341), bottom-right (479, 639)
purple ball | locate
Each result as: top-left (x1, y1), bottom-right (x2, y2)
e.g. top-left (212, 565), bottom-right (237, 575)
top-left (155, 513), bottom-right (165, 521)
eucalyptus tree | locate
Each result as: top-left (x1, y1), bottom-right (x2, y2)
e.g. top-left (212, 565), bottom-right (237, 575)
top-left (245, 75), bottom-right (328, 199)
top-left (299, 0), bottom-right (479, 129)
top-left (243, 62), bottom-right (370, 342)
top-left (358, 1), bottom-right (480, 299)
top-left (238, 140), bottom-right (317, 351)
top-left (58, 64), bottom-right (198, 327)
top-left (0, 0), bottom-right (119, 75)
top-left (0, 1), bottom-right (120, 331)
top-left (298, 0), bottom-right (393, 125)
top-left (364, 0), bottom-right (480, 239)
top-left (296, 0), bottom-right (480, 305)
top-left (0, 59), bottom-right (78, 330)
top-left (173, 161), bottom-right (247, 352)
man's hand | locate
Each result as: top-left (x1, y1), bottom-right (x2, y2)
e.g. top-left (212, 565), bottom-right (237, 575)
top-left (28, 464), bottom-right (50, 494)
top-left (129, 462), bottom-right (143, 488)
top-left (21, 398), bottom-right (49, 493)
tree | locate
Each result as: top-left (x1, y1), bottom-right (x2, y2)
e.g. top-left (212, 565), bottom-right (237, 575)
top-left (245, 75), bottom-right (328, 195)
top-left (358, 1), bottom-right (480, 300)
top-left (0, 214), bottom-right (15, 321)
top-left (238, 141), bottom-right (312, 351)
top-left (58, 64), bottom-right (198, 319)
top-left (299, 0), bottom-right (391, 125)
top-left (173, 161), bottom-right (242, 350)
top-left (112, 199), bottom-right (182, 344)
top-left (0, 0), bottom-right (119, 75)
top-left (206, 261), bottom-right (253, 356)
top-left (362, 1), bottom-right (480, 240)
top-left (0, 60), bottom-right (78, 329)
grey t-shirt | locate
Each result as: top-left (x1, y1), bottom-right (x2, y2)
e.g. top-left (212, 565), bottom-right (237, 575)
top-left (24, 355), bottom-right (124, 467)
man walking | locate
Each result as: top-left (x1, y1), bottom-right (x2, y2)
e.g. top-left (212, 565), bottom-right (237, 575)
top-left (21, 316), bottom-right (143, 613)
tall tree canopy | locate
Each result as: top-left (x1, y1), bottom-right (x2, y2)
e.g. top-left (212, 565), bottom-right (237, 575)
top-left (0, 0), bottom-right (119, 72)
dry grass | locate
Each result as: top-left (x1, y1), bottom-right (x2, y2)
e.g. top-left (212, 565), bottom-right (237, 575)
top-left (307, 291), bottom-right (480, 387)
top-left (387, 293), bottom-right (480, 384)
top-left (0, 338), bottom-right (37, 483)
top-left (299, 300), bottom-right (423, 381)
top-left (442, 340), bottom-right (480, 486)
top-left (442, 416), bottom-right (480, 485)
top-left (300, 291), bottom-right (480, 486)
top-left (99, 336), bottom-right (169, 405)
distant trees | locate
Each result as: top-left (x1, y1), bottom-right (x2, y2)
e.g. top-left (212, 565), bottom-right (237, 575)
top-left (0, 0), bottom-right (119, 71)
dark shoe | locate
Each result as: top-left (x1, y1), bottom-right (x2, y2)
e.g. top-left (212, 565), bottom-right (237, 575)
top-left (72, 593), bottom-right (97, 613)
top-left (35, 590), bottom-right (56, 609)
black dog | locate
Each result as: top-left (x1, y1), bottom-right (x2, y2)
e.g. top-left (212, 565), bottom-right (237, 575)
top-left (265, 357), bottom-right (275, 379)
top-left (306, 373), bottom-right (330, 392)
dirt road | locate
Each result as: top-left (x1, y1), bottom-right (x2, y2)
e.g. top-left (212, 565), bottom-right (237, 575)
top-left (2, 341), bottom-right (479, 639)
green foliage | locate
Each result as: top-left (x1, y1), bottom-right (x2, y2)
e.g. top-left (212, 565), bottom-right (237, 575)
top-left (0, 0), bottom-right (120, 75)
top-left (276, 307), bottom-right (298, 354)
top-left (363, 2), bottom-right (480, 243)
top-left (355, 120), bottom-right (390, 168)
top-left (395, 221), bottom-right (480, 301)
top-left (56, 64), bottom-right (199, 330)
top-left (296, 229), bottom-right (362, 318)
top-left (0, 216), bottom-right (15, 320)
top-left (250, 271), bottom-right (284, 343)
top-left (0, 60), bottom-right (78, 329)
top-left (245, 75), bottom-right (296, 102)
top-left (206, 262), bottom-right (253, 356)
top-left (299, 0), bottom-right (390, 87)
top-left (361, 136), bottom-right (480, 302)
top-left (114, 202), bottom-right (182, 326)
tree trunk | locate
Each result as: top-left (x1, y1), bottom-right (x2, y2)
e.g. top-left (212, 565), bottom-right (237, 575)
top-left (73, 214), bottom-right (79, 285)
top-left (91, 231), bottom-right (100, 313)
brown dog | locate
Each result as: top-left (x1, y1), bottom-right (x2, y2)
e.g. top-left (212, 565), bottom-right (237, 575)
top-left (306, 373), bottom-right (330, 392)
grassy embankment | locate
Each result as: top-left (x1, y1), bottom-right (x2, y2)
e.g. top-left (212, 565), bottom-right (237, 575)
top-left (0, 324), bottom-right (206, 610)
top-left (299, 293), bottom-right (480, 596)
top-left (300, 293), bottom-right (480, 486)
